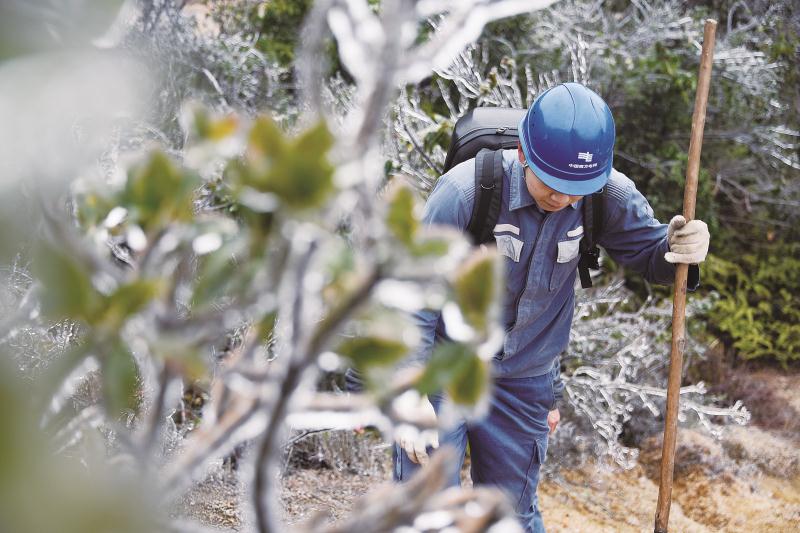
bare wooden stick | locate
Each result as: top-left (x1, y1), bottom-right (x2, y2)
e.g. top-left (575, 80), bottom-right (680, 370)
top-left (654, 19), bottom-right (717, 533)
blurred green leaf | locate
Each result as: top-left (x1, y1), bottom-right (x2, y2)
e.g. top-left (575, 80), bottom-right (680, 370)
top-left (100, 279), bottom-right (164, 331)
top-left (447, 353), bottom-right (487, 405)
top-left (0, 358), bottom-right (29, 480)
top-left (417, 342), bottom-right (487, 405)
top-left (417, 342), bottom-right (469, 393)
top-left (102, 342), bottom-right (140, 419)
top-left (451, 249), bottom-right (497, 333)
top-left (242, 117), bottom-right (335, 209)
top-left (121, 151), bottom-right (199, 233)
top-left (189, 106), bottom-right (239, 141)
top-left (336, 336), bottom-right (409, 369)
top-left (1, 354), bottom-right (163, 533)
top-left (386, 182), bottom-right (419, 246)
top-left (33, 242), bottom-right (103, 322)
top-left (248, 114), bottom-right (287, 159)
top-left (34, 241), bottom-right (163, 330)
top-left (149, 334), bottom-right (208, 382)
top-left (74, 191), bottom-right (117, 230)
top-left (410, 238), bottom-right (450, 257)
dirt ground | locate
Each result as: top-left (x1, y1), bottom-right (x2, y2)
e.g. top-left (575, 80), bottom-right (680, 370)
top-left (539, 425), bottom-right (800, 532)
top-left (180, 368), bottom-right (800, 532)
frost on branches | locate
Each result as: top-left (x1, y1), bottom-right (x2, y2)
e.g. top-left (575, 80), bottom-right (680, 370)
top-left (566, 277), bottom-right (749, 469)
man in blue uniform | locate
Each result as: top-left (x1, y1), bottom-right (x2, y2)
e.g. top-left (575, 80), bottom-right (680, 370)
top-left (394, 83), bottom-right (710, 532)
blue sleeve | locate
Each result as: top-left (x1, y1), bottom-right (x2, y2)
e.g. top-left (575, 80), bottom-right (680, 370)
top-left (407, 170), bottom-right (473, 366)
top-left (422, 173), bottom-right (472, 229)
top-left (598, 172), bottom-right (683, 286)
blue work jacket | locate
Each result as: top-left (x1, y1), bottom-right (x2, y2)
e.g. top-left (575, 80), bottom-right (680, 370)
top-left (414, 149), bottom-right (697, 379)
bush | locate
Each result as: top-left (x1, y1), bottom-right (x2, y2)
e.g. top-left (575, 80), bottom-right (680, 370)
top-left (703, 244), bottom-right (800, 365)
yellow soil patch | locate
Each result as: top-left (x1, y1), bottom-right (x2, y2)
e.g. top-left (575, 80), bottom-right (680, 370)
top-left (539, 463), bottom-right (710, 532)
top-left (540, 427), bottom-right (800, 532)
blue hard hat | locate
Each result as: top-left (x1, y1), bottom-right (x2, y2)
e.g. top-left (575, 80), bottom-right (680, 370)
top-left (519, 83), bottom-right (615, 196)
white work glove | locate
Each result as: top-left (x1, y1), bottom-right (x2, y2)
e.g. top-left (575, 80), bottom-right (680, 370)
top-left (665, 215), bottom-right (710, 264)
top-left (393, 392), bottom-right (439, 465)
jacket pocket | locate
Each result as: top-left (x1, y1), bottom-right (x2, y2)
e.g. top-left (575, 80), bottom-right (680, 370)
top-left (550, 238), bottom-right (581, 291)
top-left (495, 234), bottom-right (524, 262)
top-left (556, 238), bottom-right (580, 263)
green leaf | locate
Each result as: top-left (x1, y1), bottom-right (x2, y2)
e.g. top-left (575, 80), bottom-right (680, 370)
top-left (451, 249), bottom-right (497, 332)
top-left (100, 279), bottom-right (164, 331)
top-left (1, 354), bottom-right (162, 533)
top-left (33, 243), bottom-right (103, 322)
top-left (410, 236), bottom-right (451, 257)
top-left (416, 341), bottom-right (471, 394)
top-left (74, 192), bottom-right (116, 229)
top-left (0, 356), bottom-right (31, 483)
top-left (243, 117), bottom-right (335, 209)
top-left (122, 151), bottom-right (199, 232)
top-left (417, 342), bottom-right (487, 405)
top-left (189, 107), bottom-right (239, 141)
top-left (248, 115), bottom-right (287, 162)
top-left (422, 122), bottom-right (452, 153)
top-left (102, 342), bottom-right (140, 419)
top-left (386, 182), bottom-right (419, 246)
top-left (447, 354), bottom-right (487, 405)
top-left (336, 336), bottom-right (409, 369)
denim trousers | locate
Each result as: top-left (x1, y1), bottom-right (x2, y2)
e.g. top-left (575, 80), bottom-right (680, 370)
top-left (394, 366), bottom-right (557, 533)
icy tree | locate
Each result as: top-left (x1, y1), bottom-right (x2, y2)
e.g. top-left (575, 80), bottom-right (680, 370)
top-left (0, 1), bottom-right (574, 533)
top-left (104, 0), bottom-right (295, 149)
top-left (562, 276), bottom-right (749, 468)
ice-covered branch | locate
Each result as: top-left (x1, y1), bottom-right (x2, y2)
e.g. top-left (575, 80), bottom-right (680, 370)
top-left (563, 275), bottom-right (751, 468)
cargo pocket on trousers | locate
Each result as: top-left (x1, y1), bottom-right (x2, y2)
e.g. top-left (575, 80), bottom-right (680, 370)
top-left (514, 436), bottom-right (549, 514)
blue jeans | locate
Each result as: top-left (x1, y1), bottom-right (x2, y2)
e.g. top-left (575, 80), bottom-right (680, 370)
top-left (394, 367), bottom-right (557, 533)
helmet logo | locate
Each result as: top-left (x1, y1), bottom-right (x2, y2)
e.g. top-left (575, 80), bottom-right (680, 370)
top-left (570, 151), bottom-right (599, 169)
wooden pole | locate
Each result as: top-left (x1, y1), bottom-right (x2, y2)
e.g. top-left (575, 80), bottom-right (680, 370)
top-left (654, 19), bottom-right (717, 533)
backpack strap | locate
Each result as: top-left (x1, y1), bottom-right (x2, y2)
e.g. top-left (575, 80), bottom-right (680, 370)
top-left (578, 188), bottom-right (605, 288)
top-left (467, 149), bottom-right (504, 245)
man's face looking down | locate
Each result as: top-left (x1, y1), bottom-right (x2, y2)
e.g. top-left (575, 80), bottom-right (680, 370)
top-left (517, 144), bottom-right (584, 212)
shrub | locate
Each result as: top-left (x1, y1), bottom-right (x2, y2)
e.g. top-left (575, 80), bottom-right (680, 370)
top-left (703, 245), bottom-right (800, 365)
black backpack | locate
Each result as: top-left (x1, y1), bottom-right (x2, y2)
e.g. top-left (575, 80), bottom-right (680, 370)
top-left (442, 107), bottom-right (604, 289)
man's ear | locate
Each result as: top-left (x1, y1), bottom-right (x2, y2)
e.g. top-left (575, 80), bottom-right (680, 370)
top-left (517, 142), bottom-right (525, 164)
